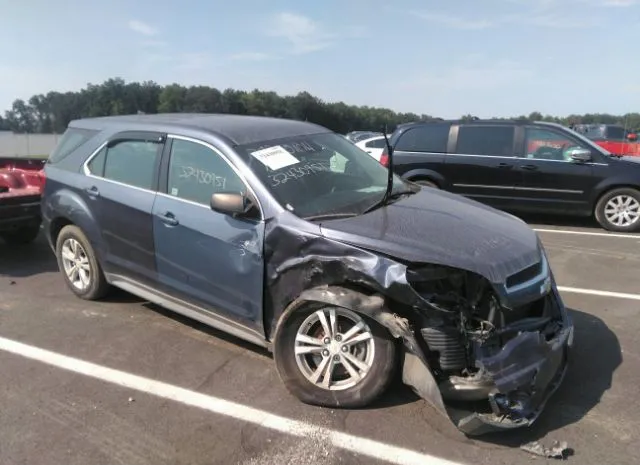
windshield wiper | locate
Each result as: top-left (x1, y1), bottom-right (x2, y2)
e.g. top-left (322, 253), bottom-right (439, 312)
top-left (362, 189), bottom-right (414, 214)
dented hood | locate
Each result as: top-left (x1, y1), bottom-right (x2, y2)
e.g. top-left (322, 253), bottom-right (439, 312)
top-left (319, 187), bottom-right (541, 284)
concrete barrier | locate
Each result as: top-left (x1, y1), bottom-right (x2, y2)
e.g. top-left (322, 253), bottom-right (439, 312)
top-left (0, 132), bottom-right (59, 158)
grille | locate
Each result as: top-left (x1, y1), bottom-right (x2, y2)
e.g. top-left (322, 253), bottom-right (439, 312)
top-left (505, 260), bottom-right (542, 289)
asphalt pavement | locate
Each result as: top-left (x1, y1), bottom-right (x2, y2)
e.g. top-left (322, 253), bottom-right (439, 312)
top-left (0, 218), bottom-right (638, 465)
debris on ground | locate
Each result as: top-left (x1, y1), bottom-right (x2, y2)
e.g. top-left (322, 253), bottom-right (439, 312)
top-left (128, 397), bottom-right (135, 403)
top-left (520, 440), bottom-right (570, 459)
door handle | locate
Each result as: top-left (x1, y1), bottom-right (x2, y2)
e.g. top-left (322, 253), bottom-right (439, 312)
top-left (159, 212), bottom-right (179, 226)
top-left (520, 164), bottom-right (539, 171)
top-left (497, 162), bottom-right (513, 169)
top-left (84, 186), bottom-right (100, 196)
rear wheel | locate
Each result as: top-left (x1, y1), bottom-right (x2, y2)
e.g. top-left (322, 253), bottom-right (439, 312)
top-left (273, 303), bottom-right (397, 408)
top-left (55, 225), bottom-right (110, 300)
top-left (0, 223), bottom-right (41, 245)
top-left (595, 187), bottom-right (640, 232)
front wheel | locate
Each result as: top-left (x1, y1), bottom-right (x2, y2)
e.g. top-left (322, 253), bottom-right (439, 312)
top-left (273, 303), bottom-right (397, 408)
top-left (595, 188), bottom-right (640, 232)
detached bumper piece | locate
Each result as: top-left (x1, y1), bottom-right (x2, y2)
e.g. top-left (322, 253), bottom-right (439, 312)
top-left (455, 323), bottom-right (573, 436)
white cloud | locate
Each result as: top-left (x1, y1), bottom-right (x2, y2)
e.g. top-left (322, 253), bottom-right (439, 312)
top-left (230, 52), bottom-right (276, 62)
top-left (128, 20), bottom-right (158, 36)
top-left (267, 12), bottom-right (335, 54)
top-left (411, 12), bottom-right (495, 30)
top-left (601, 0), bottom-right (637, 6)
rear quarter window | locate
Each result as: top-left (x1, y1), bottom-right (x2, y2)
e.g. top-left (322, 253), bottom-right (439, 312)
top-left (394, 124), bottom-right (450, 153)
top-left (48, 128), bottom-right (99, 164)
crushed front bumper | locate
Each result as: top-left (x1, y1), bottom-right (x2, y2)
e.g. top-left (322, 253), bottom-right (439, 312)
top-left (402, 283), bottom-right (574, 436)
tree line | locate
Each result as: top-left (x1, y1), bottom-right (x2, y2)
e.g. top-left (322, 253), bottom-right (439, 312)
top-left (1, 77), bottom-right (639, 134)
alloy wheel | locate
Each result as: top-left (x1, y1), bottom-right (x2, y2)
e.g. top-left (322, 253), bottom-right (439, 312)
top-left (604, 195), bottom-right (640, 227)
top-left (61, 238), bottom-right (91, 291)
top-left (294, 307), bottom-right (375, 391)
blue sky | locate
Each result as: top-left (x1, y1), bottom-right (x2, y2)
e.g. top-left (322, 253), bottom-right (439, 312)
top-left (1, 0), bottom-right (639, 118)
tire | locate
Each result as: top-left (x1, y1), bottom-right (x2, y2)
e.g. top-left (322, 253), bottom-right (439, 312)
top-left (55, 225), bottom-right (110, 300)
top-left (0, 223), bottom-right (41, 245)
top-left (595, 187), bottom-right (640, 232)
top-left (413, 178), bottom-right (438, 189)
top-left (273, 302), bottom-right (397, 408)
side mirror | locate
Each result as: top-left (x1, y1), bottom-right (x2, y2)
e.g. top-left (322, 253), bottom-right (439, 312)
top-left (210, 192), bottom-right (251, 215)
top-left (567, 148), bottom-right (592, 163)
top-left (627, 133), bottom-right (638, 141)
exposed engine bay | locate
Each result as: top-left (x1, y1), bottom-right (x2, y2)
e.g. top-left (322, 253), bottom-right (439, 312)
top-left (403, 264), bottom-right (572, 433)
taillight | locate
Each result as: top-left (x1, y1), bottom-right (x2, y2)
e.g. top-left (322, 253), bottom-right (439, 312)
top-left (379, 151), bottom-right (389, 167)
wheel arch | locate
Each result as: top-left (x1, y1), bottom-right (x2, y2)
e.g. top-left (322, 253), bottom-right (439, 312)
top-left (592, 183), bottom-right (640, 208)
top-left (271, 284), bottom-right (412, 343)
top-left (400, 168), bottom-right (445, 188)
top-left (44, 187), bottom-right (105, 258)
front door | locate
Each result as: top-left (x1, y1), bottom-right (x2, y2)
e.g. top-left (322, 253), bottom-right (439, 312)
top-left (152, 135), bottom-right (265, 333)
top-left (443, 124), bottom-right (523, 210)
top-left (513, 126), bottom-right (597, 215)
top-left (82, 131), bottom-right (164, 284)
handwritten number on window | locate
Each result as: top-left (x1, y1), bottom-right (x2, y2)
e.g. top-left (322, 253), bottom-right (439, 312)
top-left (178, 165), bottom-right (227, 189)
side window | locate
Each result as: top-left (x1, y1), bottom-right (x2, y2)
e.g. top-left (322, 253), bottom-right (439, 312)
top-left (394, 124), bottom-right (450, 153)
top-left (525, 128), bottom-right (586, 161)
top-left (86, 146), bottom-right (107, 176)
top-left (365, 138), bottom-right (385, 149)
top-left (167, 138), bottom-right (246, 205)
top-left (103, 140), bottom-right (161, 190)
top-left (455, 126), bottom-right (515, 156)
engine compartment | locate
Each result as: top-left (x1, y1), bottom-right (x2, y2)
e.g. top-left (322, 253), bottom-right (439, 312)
top-left (406, 264), bottom-right (564, 408)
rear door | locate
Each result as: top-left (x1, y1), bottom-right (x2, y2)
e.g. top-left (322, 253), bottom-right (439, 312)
top-left (390, 122), bottom-right (451, 182)
top-left (82, 131), bottom-right (164, 285)
top-left (442, 124), bottom-right (522, 210)
top-left (513, 125), bottom-right (596, 215)
top-left (152, 135), bottom-right (265, 334)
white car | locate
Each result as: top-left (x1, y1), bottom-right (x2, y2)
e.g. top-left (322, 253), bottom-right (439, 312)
top-left (355, 135), bottom-right (389, 161)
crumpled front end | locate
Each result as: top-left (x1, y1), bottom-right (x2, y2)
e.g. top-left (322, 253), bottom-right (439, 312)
top-left (264, 213), bottom-right (572, 437)
top-left (401, 253), bottom-right (574, 436)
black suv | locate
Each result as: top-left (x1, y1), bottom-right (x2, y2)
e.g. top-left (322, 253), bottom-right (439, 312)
top-left (385, 119), bottom-right (640, 232)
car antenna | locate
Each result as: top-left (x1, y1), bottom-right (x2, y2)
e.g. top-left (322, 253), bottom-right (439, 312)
top-left (381, 124), bottom-right (394, 205)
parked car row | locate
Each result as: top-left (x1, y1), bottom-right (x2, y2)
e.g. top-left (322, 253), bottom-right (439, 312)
top-left (38, 113), bottom-right (573, 437)
top-left (377, 119), bottom-right (640, 232)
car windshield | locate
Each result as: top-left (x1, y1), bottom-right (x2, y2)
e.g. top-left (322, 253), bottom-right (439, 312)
top-left (236, 132), bottom-right (410, 219)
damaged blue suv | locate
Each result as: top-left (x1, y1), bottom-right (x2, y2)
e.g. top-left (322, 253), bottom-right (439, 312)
top-left (42, 114), bottom-right (574, 435)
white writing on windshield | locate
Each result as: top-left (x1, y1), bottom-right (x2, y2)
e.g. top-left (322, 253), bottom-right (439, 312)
top-left (269, 161), bottom-right (331, 187)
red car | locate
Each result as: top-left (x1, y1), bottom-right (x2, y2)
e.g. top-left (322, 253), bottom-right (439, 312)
top-left (0, 156), bottom-right (46, 244)
top-left (572, 124), bottom-right (640, 156)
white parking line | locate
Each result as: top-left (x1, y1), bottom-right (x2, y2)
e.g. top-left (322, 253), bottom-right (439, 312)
top-left (0, 335), bottom-right (463, 465)
top-left (533, 228), bottom-right (640, 239)
top-left (558, 286), bottom-right (640, 301)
